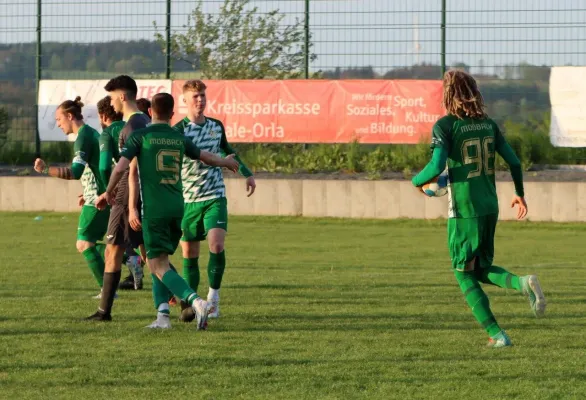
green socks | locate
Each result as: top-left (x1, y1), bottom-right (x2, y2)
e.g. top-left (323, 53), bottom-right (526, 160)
top-left (82, 247), bottom-right (105, 288)
top-left (454, 270), bottom-right (501, 337)
top-left (476, 265), bottom-right (522, 292)
top-left (151, 274), bottom-right (172, 314)
top-left (161, 269), bottom-right (197, 303)
top-left (183, 258), bottom-right (200, 292)
top-left (208, 251), bottom-right (226, 290)
top-left (96, 243), bottom-right (106, 261)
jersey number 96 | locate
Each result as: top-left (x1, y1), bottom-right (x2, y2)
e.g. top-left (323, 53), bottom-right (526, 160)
top-left (461, 137), bottom-right (495, 179)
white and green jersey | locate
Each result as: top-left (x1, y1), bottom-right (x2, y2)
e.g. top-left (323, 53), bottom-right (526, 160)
top-left (80, 166), bottom-right (99, 206)
top-left (174, 117), bottom-right (253, 204)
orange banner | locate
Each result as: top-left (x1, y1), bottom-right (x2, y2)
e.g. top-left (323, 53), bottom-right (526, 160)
top-left (171, 80), bottom-right (444, 144)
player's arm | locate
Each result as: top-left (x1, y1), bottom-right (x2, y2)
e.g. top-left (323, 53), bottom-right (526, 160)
top-left (128, 158), bottom-right (141, 230)
top-left (184, 137), bottom-right (239, 172)
top-left (411, 147), bottom-right (448, 187)
top-left (34, 136), bottom-right (88, 180)
top-left (412, 122), bottom-right (450, 187)
top-left (99, 131), bottom-right (113, 184)
top-left (494, 124), bottom-right (524, 197)
top-left (219, 123), bottom-right (253, 178)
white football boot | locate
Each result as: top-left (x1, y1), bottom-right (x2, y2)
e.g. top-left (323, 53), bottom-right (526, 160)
top-left (146, 313), bottom-right (171, 329)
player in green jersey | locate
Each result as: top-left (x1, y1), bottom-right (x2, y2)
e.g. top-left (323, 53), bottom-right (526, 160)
top-left (97, 95), bottom-right (144, 292)
top-left (97, 95), bottom-right (124, 180)
top-left (412, 70), bottom-right (546, 348)
top-left (95, 93), bottom-right (239, 329)
top-left (33, 96), bottom-right (109, 295)
top-left (174, 79), bottom-right (256, 321)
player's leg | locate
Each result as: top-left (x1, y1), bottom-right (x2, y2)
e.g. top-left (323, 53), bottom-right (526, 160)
top-left (181, 202), bottom-right (205, 293)
top-left (475, 214), bottom-right (546, 317)
top-left (449, 217), bottom-right (510, 348)
top-left (144, 217), bottom-right (210, 330)
top-left (178, 203), bottom-right (205, 322)
top-left (204, 197), bottom-right (229, 318)
top-left (85, 204), bottom-right (125, 321)
top-left (119, 246), bottom-right (142, 290)
top-left (77, 206), bottom-right (109, 293)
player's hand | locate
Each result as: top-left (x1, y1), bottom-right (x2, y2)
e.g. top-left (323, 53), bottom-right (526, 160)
top-left (78, 194), bottom-right (85, 207)
top-left (129, 208), bottom-right (142, 232)
top-left (34, 158), bottom-right (46, 174)
top-left (245, 176), bottom-right (256, 197)
top-left (95, 193), bottom-right (111, 211)
top-left (222, 154), bottom-right (239, 173)
top-left (511, 195), bottom-right (528, 220)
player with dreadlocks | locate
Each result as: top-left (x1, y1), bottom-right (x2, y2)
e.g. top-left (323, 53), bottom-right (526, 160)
top-left (411, 70), bottom-right (547, 348)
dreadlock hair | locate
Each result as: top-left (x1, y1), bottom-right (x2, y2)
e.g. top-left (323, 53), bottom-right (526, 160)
top-left (58, 96), bottom-right (84, 120)
top-left (442, 70), bottom-right (487, 120)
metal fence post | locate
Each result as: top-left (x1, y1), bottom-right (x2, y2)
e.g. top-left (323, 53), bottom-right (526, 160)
top-left (440, 0), bottom-right (446, 76)
top-left (304, 0), bottom-right (310, 79)
top-left (165, 0), bottom-right (172, 79)
top-left (35, 0), bottom-right (42, 157)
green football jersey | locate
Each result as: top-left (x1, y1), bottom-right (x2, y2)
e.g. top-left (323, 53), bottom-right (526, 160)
top-left (74, 125), bottom-right (107, 205)
top-left (173, 117), bottom-right (253, 203)
top-left (431, 115), bottom-right (505, 218)
top-left (99, 120), bottom-right (125, 162)
top-left (120, 123), bottom-right (202, 218)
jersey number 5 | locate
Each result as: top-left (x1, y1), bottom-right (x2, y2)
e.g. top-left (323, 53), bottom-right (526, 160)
top-left (461, 137), bottom-right (495, 178)
top-left (156, 150), bottom-right (180, 185)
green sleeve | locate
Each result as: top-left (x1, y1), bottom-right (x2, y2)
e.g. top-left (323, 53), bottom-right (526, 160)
top-left (184, 137), bottom-right (201, 160)
top-left (430, 119), bottom-right (451, 151)
top-left (219, 123), bottom-right (253, 178)
top-left (493, 122), bottom-right (524, 197)
top-left (99, 131), bottom-right (113, 184)
top-left (495, 140), bottom-right (524, 198)
top-left (119, 133), bottom-right (141, 161)
top-left (71, 134), bottom-right (90, 180)
top-left (412, 147), bottom-right (448, 187)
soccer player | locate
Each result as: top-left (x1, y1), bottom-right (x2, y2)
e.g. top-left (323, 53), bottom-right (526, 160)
top-left (97, 95), bottom-right (143, 291)
top-left (412, 70), bottom-right (546, 348)
top-left (85, 75), bottom-right (151, 321)
top-left (173, 79), bottom-right (256, 321)
top-left (33, 97), bottom-right (109, 295)
top-left (95, 93), bottom-right (239, 329)
top-left (136, 98), bottom-right (151, 117)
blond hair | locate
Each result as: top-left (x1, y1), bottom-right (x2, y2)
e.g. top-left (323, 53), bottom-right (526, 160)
top-left (442, 70), bottom-right (487, 120)
top-left (182, 79), bottom-right (207, 93)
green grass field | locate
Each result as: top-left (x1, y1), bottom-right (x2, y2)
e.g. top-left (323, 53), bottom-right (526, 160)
top-left (1, 213), bottom-right (585, 399)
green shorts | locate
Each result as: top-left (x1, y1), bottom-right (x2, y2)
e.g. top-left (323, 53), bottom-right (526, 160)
top-left (77, 205), bottom-right (110, 243)
top-left (447, 213), bottom-right (498, 271)
top-left (143, 216), bottom-right (182, 259)
top-left (181, 197), bottom-right (228, 242)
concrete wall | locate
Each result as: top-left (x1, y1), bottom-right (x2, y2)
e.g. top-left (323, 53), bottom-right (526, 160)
top-left (1, 176), bottom-right (584, 222)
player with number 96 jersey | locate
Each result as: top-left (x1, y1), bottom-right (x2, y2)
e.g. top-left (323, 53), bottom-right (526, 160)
top-left (411, 70), bottom-right (546, 349)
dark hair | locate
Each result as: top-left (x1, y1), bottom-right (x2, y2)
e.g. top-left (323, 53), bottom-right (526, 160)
top-left (97, 96), bottom-right (123, 122)
top-left (136, 98), bottom-right (151, 115)
top-left (58, 96), bottom-right (84, 120)
top-left (150, 93), bottom-right (175, 120)
top-left (104, 75), bottom-right (138, 100)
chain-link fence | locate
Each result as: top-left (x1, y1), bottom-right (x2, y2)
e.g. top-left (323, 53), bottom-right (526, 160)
top-left (1, 0), bottom-right (585, 162)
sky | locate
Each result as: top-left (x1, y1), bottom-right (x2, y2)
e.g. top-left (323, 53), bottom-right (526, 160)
top-left (1, 0), bottom-right (585, 74)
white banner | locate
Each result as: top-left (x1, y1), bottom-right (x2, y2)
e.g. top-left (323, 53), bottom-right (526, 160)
top-left (38, 79), bottom-right (172, 141)
top-left (549, 67), bottom-right (586, 147)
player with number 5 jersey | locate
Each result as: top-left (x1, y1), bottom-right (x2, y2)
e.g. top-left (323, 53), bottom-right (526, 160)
top-left (95, 93), bottom-right (239, 330)
top-left (412, 70), bottom-right (546, 349)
